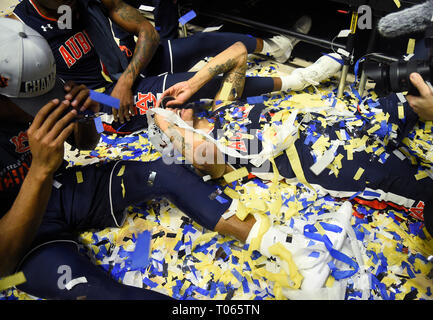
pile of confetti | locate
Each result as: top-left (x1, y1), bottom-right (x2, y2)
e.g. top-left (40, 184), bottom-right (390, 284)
top-left (1, 55), bottom-right (433, 300)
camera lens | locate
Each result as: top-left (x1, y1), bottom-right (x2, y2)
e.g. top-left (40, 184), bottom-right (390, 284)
top-left (364, 59), bottom-right (431, 96)
top-left (364, 61), bottom-right (391, 96)
top-left (389, 60), bottom-right (430, 93)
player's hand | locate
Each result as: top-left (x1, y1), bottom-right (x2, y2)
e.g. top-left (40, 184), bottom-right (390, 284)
top-left (63, 81), bottom-right (100, 113)
top-left (157, 81), bottom-right (194, 108)
top-left (27, 99), bottom-right (77, 177)
top-left (406, 72), bottom-right (433, 121)
top-left (110, 80), bottom-right (135, 124)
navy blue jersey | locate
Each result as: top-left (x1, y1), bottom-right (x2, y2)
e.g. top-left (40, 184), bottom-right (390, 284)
top-left (0, 122), bottom-right (32, 217)
top-left (13, 0), bottom-right (112, 90)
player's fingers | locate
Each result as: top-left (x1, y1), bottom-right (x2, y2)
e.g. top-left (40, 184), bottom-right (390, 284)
top-left (70, 87), bottom-right (90, 109)
top-left (40, 100), bottom-right (73, 134)
top-left (64, 83), bottom-right (86, 101)
top-left (46, 107), bottom-right (77, 141)
top-left (112, 107), bottom-right (119, 122)
top-left (53, 121), bottom-right (76, 146)
top-left (30, 98), bottom-right (62, 131)
top-left (81, 97), bottom-right (99, 113)
top-left (63, 80), bottom-right (76, 93)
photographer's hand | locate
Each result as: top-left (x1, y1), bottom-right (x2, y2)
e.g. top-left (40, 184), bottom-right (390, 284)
top-left (406, 72), bottom-right (433, 121)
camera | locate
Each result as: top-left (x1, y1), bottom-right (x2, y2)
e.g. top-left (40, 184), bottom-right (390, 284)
top-left (363, 58), bottom-right (431, 96)
top-left (364, 23), bottom-right (433, 97)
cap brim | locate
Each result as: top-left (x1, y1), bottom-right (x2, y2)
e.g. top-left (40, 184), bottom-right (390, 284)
top-left (9, 77), bottom-right (66, 118)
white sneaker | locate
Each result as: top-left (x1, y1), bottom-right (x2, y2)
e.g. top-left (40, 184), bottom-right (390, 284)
top-left (281, 53), bottom-right (343, 91)
top-left (246, 209), bottom-right (348, 291)
top-left (262, 15), bottom-right (312, 63)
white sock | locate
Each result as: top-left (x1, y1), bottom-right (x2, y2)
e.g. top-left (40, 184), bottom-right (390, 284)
top-left (280, 70), bottom-right (307, 92)
top-left (260, 38), bottom-right (278, 56)
top-left (259, 225), bottom-right (287, 257)
top-left (245, 214), bottom-right (287, 257)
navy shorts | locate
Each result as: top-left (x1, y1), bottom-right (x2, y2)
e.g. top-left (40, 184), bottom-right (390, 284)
top-left (32, 159), bottom-right (231, 246)
top-left (15, 159), bottom-right (232, 299)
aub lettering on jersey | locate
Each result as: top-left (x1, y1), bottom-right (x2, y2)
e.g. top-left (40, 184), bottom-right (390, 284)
top-left (58, 31), bottom-right (93, 68)
top-left (20, 71), bottom-right (55, 94)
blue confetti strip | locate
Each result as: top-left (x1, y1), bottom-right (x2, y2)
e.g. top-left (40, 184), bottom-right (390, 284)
top-left (179, 10), bottom-right (196, 25)
top-left (89, 90), bottom-right (120, 109)
top-left (129, 230), bottom-right (152, 270)
top-left (94, 117), bottom-right (104, 133)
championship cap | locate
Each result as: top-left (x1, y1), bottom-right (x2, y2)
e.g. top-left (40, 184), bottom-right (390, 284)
top-left (0, 17), bottom-right (66, 117)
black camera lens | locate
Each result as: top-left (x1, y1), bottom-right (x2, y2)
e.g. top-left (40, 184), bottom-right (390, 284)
top-left (364, 59), bottom-right (431, 96)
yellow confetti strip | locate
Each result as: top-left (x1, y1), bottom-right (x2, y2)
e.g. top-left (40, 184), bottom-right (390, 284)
top-left (268, 243), bottom-right (303, 289)
top-left (407, 38), bottom-right (415, 55)
top-left (0, 272), bottom-right (26, 291)
top-left (76, 171), bottom-right (83, 184)
top-left (415, 170), bottom-right (428, 180)
top-left (353, 167), bottom-right (364, 180)
top-left (117, 165), bottom-right (126, 177)
top-left (219, 81), bottom-right (233, 101)
top-left (223, 167), bottom-right (249, 184)
top-left (398, 104), bottom-right (405, 119)
top-left (121, 178), bottom-right (126, 198)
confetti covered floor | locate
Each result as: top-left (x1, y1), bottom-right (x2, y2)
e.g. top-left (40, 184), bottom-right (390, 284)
top-left (1, 52), bottom-right (433, 301)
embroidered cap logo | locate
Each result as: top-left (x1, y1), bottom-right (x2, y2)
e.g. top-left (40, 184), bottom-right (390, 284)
top-left (0, 75), bottom-right (8, 88)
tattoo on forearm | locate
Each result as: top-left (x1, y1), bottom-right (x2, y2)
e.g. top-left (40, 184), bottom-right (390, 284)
top-left (114, 1), bottom-right (159, 80)
top-left (115, 1), bottom-right (144, 24)
top-left (208, 59), bottom-right (237, 77)
top-left (223, 64), bottom-right (247, 99)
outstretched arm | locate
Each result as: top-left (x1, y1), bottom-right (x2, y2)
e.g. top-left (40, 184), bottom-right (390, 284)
top-left (157, 41), bottom-right (248, 110)
top-left (154, 42), bottom-right (250, 179)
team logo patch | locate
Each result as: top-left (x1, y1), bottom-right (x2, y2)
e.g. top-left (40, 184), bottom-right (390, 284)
top-left (227, 131), bottom-right (247, 152)
top-left (10, 131), bottom-right (30, 154)
top-left (409, 201), bottom-right (425, 221)
top-left (0, 75), bottom-right (9, 88)
top-left (135, 92), bottom-right (157, 115)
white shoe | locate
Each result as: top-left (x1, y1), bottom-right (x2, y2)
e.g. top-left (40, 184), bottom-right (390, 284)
top-left (262, 15), bottom-right (312, 63)
top-left (246, 214), bottom-right (344, 289)
top-left (281, 53), bottom-right (343, 91)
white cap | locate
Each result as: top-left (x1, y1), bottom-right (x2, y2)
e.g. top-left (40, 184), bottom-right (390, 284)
top-left (0, 17), bottom-right (65, 117)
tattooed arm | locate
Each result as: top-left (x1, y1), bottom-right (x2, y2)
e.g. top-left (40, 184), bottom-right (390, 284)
top-left (157, 41), bottom-right (248, 110)
top-left (102, 0), bottom-right (160, 123)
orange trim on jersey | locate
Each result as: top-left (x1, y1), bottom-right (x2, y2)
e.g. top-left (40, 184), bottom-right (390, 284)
top-left (353, 197), bottom-right (409, 212)
top-left (29, 0), bottom-right (57, 22)
top-left (102, 123), bottom-right (132, 136)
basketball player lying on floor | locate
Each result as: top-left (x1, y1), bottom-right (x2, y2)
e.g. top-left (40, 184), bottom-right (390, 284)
top-left (11, 0), bottom-right (315, 128)
top-left (0, 19), bottom-right (316, 299)
top-left (153, 40), bottom-right (433, 241)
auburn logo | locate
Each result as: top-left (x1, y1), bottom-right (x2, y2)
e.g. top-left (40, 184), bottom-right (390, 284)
top-left (0, 75), bottom-right (9, 88)
top-left (409, 201), bottom-right (425, 221)
top-left (135, 92), bottom-right (157, 115)
top-left (10, 131), bottom-right (30, 154)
